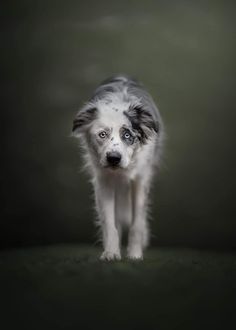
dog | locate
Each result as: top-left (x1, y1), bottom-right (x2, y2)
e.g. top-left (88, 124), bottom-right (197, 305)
top-left (72, 75), bottom-right (164, 260)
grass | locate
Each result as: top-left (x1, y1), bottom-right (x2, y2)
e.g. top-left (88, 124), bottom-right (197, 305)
top-left (0, 244), bottom-right (235, 330)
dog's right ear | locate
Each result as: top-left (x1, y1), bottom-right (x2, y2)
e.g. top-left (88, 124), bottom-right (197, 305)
top-left (72, 106), bottom-right (97, 136)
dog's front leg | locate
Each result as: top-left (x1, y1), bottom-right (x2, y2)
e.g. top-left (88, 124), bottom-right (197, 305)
top-left (127, 178), bottom-right (149, 260)
top-left (95, 176), bottom-right (121, 261)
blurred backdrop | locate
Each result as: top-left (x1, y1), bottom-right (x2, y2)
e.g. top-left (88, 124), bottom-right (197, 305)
top-left (1, 0), bottom-right (236, 249)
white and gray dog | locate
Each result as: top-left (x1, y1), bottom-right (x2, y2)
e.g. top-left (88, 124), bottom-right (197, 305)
top-left (72, 75), bottom-right (164, 260)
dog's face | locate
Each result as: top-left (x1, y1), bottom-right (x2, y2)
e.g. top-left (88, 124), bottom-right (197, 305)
top-left (73, 95), bottom-right (159, 170)
top-left (88, 103), bottom-right (140, 169)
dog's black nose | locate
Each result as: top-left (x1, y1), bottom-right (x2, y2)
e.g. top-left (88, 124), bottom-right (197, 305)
top-left (106, 151), bottom-right (121, 166)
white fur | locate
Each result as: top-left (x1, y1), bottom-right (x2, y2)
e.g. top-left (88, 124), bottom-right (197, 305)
top-left (73, 76), bottom-right (164, 261)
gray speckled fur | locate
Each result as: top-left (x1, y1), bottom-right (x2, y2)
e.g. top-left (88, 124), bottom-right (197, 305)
top-left (92, 75), bottom-right (162, 123)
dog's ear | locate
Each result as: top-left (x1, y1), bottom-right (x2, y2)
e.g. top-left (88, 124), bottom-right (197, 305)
top-left (125, 105), bottom-right (159, 143)
top-left (72, 106), bottom-right (97, 136)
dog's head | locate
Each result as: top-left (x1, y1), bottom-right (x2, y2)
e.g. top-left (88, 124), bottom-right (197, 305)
top-left (72, 89), bottom-right (160, 170)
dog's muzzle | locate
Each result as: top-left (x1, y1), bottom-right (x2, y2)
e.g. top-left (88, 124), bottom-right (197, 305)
top-left (106, 151), bottom-right (122, 167)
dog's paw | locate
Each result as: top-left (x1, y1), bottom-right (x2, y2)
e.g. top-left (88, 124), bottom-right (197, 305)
top-left (100, 251), bottom-right (121, 261)
top-left (127, 247), bottom-right (143, 261)
top-left (127, 253), bottom-right (143, 261)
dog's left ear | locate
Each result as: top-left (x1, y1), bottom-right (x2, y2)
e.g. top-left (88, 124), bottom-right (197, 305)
top-left (125, 105), bottom-right (159, 143)
top-left (72, 106), bottom-right (97, 136)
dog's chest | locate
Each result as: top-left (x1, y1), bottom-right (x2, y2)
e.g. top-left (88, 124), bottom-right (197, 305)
top-left (114, 177), bottom-right (132, 226)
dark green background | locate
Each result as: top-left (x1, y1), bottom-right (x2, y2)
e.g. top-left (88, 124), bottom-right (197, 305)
top-left (1, 2), bottom-right (236, 329)
top-left (1, 0), bottom-right (236, 249)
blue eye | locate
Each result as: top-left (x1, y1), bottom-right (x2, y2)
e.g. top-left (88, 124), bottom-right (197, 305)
top-left (99, 131), bottom-right (107, 138)
top-left (124, 132), bottom-right (131, 139)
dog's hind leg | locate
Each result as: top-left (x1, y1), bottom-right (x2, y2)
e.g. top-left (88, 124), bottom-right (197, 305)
top-left (94, 175), bottom-right (121, 261)
top-left (127, 177), bottom-right (150, 260)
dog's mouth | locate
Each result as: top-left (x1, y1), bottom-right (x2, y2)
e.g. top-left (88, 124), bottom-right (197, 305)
top-left (103, 161), bottom-right (128, 172)
top-left (104, 164), bottom-right (121, 170)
